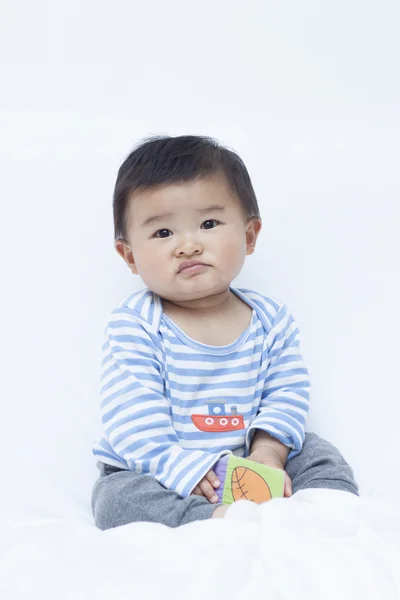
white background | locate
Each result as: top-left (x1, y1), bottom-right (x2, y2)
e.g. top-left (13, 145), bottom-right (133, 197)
top-left (0, 0), bottom-right (399, 519)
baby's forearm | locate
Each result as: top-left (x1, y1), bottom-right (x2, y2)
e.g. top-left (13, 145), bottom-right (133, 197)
top-left (250, 429), bottom-right (290, 466)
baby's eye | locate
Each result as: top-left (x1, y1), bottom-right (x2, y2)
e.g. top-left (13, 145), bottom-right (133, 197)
top-left (154, 229), bottom-right (171, 238)
top-left (154, 219), bottom-right (219, 239)
top-left (203, 219), bottom-right (219, 229)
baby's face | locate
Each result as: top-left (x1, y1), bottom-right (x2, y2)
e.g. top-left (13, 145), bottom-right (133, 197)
top-left (116, 173), bottom-right (261, 303)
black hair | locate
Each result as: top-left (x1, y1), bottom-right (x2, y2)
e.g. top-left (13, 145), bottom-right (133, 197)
top-left (113, 135), bottom-right (261, 240)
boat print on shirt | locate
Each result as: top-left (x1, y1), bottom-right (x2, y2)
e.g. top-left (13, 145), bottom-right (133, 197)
top-left (191, 400), bottom-right (245, 433)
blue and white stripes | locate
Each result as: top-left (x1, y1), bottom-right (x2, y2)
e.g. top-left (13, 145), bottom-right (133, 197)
top-left (245, 302), bottom-right (311, 453)
top-left (93, 287), bottom-right (311, 498)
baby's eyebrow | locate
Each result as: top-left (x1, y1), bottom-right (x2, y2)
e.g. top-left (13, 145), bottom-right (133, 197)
top-left (141, 204), bottom-right (225, 227)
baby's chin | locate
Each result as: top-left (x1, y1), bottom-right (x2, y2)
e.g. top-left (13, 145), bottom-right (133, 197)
top-left (156, 282), bottom-right (231, 304)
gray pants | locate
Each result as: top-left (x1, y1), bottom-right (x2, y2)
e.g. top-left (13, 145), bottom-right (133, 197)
top-left (91, 432), bottom-right (359, 530)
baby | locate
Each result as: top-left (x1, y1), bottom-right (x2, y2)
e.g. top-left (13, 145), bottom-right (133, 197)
top-left (91, 135), bottom-right (358, 528)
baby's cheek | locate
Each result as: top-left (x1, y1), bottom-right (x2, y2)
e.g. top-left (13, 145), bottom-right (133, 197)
top-left (219, 237), bottom-right (246, 266)
top-left (139, 249), bottom-right (164, 273)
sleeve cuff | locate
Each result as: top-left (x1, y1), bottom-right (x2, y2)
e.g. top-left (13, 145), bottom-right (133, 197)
top-left (182, 450), bottom-right (233, 497)
top-left (245, 421), bottom-right (302, 462)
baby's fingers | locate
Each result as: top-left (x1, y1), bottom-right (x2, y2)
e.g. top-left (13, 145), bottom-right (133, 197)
top-left (191, 485), bottom-right (202, 496)
top-left (205, 469), bottom-right (221, 489)
top-left (199, 478), bottom-right (219, 503)
top-left (284, 472), bottom-right (292, 497)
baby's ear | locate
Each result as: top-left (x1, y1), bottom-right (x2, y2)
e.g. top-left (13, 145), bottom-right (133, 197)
top-left (114, 240), bottom-right (139, 275)
top-left (245, 218), bottom-right (262, 255)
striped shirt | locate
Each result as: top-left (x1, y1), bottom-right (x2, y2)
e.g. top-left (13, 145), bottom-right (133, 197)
top-left (92, 286), bottom-right (311, 498)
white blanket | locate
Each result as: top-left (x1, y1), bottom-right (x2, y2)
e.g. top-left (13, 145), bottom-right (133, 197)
top-left (1, 489), bottom-right (399, 600)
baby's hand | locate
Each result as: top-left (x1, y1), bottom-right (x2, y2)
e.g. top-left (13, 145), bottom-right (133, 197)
top-left (248, 448), bottom-right (293, 497)
top-left (191, 469), bottom-right (221, 503)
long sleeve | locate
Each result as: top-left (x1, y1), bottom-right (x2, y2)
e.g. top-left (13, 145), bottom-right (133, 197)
top-left (100, 308), bottom-right (231, 498)
top-left (245, 303), bottom-right (311, 460)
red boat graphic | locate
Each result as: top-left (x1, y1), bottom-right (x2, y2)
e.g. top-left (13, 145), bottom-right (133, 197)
top-left (191, 414), bottom-right (245, 432)
top-left (191, 401), bottom-right (245, 432)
